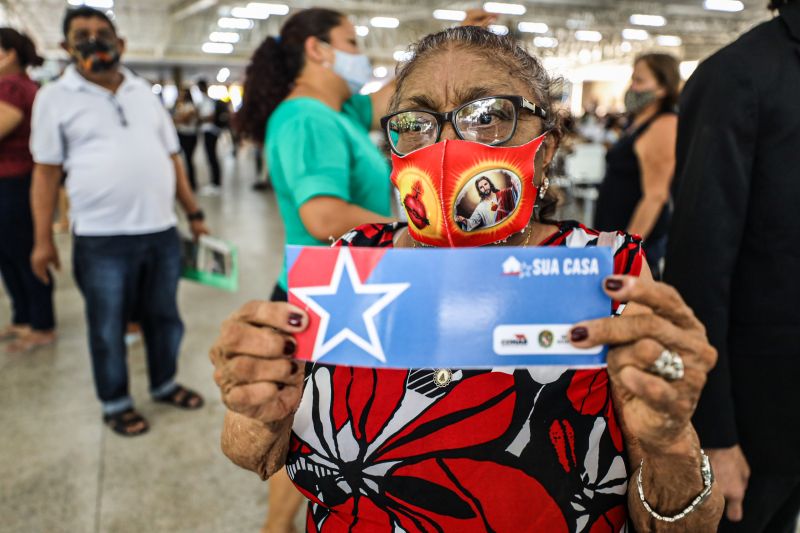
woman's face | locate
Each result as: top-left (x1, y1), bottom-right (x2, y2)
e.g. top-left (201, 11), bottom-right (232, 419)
top-left (630, 60), bottom-right (665, 98)
top-left (394, 47), bottom-right (555, 164)
top-left (327, 19), bottom-right (360, 54)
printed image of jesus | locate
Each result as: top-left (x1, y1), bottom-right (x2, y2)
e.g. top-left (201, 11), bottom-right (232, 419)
top-left (454, 170), bottom-right (520, 231)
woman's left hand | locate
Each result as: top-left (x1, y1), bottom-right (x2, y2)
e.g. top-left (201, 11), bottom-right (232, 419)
top-left (569, 275), bottom-right (717, 454)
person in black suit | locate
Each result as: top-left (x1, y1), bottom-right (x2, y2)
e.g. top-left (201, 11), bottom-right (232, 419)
top-left (664, 1), bottom-right (800, 532)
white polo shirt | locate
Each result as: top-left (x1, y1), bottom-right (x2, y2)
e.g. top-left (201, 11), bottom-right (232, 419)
top-left (31, 65), bottom-right (180, 236)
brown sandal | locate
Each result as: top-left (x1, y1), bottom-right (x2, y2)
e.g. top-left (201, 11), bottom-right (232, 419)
top-left (155, 384), bottom-right (204, 410)
top-left (103, 408), bottom-right (150, 437)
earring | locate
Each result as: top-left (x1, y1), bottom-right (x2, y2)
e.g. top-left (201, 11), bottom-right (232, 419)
top-left (539, 177), bottom-right (550, 199)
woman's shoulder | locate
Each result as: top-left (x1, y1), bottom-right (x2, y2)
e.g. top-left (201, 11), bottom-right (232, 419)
top-left (544, 220), bottom-right (644, 277)
top-left (336, 222), bottom-right (405, 248)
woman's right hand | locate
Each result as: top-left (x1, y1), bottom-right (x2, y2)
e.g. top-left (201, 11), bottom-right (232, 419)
top-left (210, 301), bottom-right (308, 425)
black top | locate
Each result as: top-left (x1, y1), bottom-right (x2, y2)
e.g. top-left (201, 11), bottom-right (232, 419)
top-left (594, 111), bottom-right (674, 245)
top-left (664, 2), bottom-right (800, 473)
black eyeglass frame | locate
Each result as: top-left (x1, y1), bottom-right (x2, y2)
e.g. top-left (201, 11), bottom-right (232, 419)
top-left (380, 95), bottom-right (548, 156)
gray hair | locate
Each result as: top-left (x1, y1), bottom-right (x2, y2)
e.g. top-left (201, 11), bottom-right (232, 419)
top-left (390, 26), bottom-right (561, 133)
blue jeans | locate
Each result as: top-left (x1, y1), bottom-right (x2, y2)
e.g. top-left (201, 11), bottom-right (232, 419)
top-left (73, 227), bottom-right (183, 415)
top-left (0, 175), bottom-right (55, 330)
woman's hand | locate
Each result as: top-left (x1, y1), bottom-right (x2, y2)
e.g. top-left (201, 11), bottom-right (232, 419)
top-left (569, 275), bottom-right (717, 454)
top-left (210, 301), bottom-right (308, 425)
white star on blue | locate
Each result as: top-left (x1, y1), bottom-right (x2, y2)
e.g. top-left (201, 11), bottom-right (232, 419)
top-left (290, 248), bottom-right (410, 363)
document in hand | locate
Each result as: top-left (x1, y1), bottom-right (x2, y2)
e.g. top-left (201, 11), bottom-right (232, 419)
top-left (181, 235), bottom-right (239, 292)
top-left (287, 245), bottom-right (612, 368)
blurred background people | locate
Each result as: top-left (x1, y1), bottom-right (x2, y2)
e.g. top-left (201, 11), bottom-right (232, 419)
top-left (594, 53), bottom-right (680, 278)
top-left (30, 7), bottom-right (208, 436)
top-left (665, 0), bottom-right (800, 531)
top-left (174, 88), bottom-right (199, 191)
top-left (197, 78), bottom-right (223, 195)
top-left (0, 27), bottom-right (55, 353)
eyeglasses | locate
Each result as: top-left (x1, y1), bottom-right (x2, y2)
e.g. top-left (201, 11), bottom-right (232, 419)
top-left (380, 95), bottom-right (547, 156)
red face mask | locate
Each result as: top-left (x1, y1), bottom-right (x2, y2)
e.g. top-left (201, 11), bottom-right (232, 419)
top-left (390, 133), bottom-right (547, 247)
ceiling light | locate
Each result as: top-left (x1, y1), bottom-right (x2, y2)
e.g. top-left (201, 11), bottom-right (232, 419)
top-left (231, 6), bottom-right (268, 19)
top-left (657, 35), bottom-right (682, 46)
top-left (202, 42), bottom-right (234, 54)
top-left (483, 2), bottom-right (526, 15)
top-left (218, 17), bottom-right (254, 29)
top-left (373, 66), bottom-right (388, 78)
top-left (489, 24), bottom-right (509, 35)
top-left (518, 22), bottom-right (548, 33)
top-left (680, 60), bottom-right (699, 79)
top-left (216, 68), bottom-right (231, 83)
top-left (629, 14), bottom-right (666, 27)
top-left (433, 9), bottom-right (466, 21)
top-left (620, 41), bottom-right (633, 52)
top-left (360, 81), bottom-right (384, 95)
top-left (393, 50), bottom-right (414, 62)
top-left (68, 0), bottom-right (114, 8)
top-left (209, 32), bottom-right (240, 43)
top-left (246, 2), bottom-right (289, 15)
top-left (533, 36), bottom-right (558, 48)
top-left (622, 28), bottom-right (649, 40)
top-left (355, 25), bottom-right (369, 37)
top-left (575, 30), bottom-right (602, 42)
top-left (370, 17), bottom-right (399, 28)
top-left (208, 85), bottom-right (229, 99)
top-left (703, 0), bottom-right (744, 12)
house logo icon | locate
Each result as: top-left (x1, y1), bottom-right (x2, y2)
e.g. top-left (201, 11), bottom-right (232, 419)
top-left (502, 256), bottom-right (522, 276)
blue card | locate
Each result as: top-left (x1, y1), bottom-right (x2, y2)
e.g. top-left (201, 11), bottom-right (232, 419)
top-left (287, 245), bottom-right (613, 368)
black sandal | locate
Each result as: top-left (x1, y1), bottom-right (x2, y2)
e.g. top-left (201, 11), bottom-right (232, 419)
top-left (155, 384), bottom-right (204, 410)
top-left (103, 408), bottom-right (150, 437)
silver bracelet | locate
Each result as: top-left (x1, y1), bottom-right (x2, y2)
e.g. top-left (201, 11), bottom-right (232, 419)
top-left (637, 449), bottom-right (714, 523)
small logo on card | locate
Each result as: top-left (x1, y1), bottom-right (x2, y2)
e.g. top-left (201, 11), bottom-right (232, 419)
top-left (501, 333), bottom-right (528, 346)
top-left (502, 256), bottom-right (522, 276)
top-left (538, 330), bottom-right (554, 348)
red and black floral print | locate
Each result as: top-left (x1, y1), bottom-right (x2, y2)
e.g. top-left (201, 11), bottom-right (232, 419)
top-left (287, 221), bottom-right (643, 532)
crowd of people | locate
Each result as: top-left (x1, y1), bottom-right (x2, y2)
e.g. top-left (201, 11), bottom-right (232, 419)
top-left (1, 2), bottom-right (799, 532)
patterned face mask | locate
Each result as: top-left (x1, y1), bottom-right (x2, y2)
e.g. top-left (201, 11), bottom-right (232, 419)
top-left (73, 38), bottom-right (120, 73)
top-left (390, 133), bottom-right (548, 247)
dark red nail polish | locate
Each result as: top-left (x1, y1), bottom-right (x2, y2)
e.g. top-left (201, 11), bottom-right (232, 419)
top-left (283, 340), bottom-right (296, 355)
top-left (276, 383), bottom-right (285, 391)
top-left (288, 313), bottom-right (303, 327)
top-left (605, 278), bottom-right (624, 291)
top-left (570, 327), bottom-right (589, 342)
top-left (290, 361), bottom-right (299, 374)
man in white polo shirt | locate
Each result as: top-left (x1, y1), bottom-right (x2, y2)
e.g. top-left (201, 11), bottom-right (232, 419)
top-left (30, 6), bottom-right (209, 437)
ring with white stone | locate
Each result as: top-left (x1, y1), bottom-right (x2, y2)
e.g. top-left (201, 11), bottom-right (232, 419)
top-left (647, 350), bottom-right (685, 381)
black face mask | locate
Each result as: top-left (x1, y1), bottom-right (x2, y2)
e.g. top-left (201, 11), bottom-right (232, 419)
top-left (73, 38), bottom-right (120, 72)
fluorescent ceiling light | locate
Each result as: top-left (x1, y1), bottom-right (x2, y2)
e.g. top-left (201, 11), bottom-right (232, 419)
top-left (622, 28), bottom-right (649, 40)
top-left (231, 6), bottom-right (268, 19)
top-left (393, 50), bottom-right (414, 61)
top-left (518, 22), bottom-right (548, 33)
top-left (355, 25), bottom-right (369, 37)
top-left (202, 42), bottom-right (234, 54)
top-left (373, 66), bottom-right (388, 78)
top-left (218, 17), bottom-right (254, 29)
top-left (629, 14), bottom-right (666, 27)
top-left (483, 2), bottom-right (526, 15)
top-left (575, 30), bottom-right (602, 42)
top-left (208, 85), bottom-right (229, 99)
top-left (216, 68), bottom-right (231, 83)
top-left (533, 36), bottom-right (558, 48)
top-left (360, 80), bottom-right (383, 95)
top-left (433, 9), bottom-right (466, 21)
top-left (370, 17), bottom-right (399, 28)
top-left (209, 32), bottom-right (240, 43)
top-left (68, 0), bottom-right (114, 8)
top-left (489, 24), bottom-right (509, 35)
top-left (657, 35), bottom-right (682, 46)
top-left (246, 2), bottom-right (289, 16)
top-left (704, 0), bottom-right (744, 12)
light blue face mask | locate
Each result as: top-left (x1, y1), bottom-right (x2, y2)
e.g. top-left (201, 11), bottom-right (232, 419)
top-left (323, 43), bottom-right (372, 95)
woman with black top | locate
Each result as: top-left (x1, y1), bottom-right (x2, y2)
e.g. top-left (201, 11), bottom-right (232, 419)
top-left (595, 53), bottom-right (680, 278)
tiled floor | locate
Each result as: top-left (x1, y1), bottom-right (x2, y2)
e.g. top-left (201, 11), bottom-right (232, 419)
top-left (0, 146), bottom-right (304, 532)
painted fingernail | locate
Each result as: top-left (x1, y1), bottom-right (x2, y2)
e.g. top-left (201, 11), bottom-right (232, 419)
top-left (570, 327), bottom-right (589, 342)
top-left (290, 361), bottom-right (299, 374)
top-left (605, 278), bottom-right (624, 292)
top-left (283, 340), bottom-right (296, 355)
top-left (276, 383), bottom-right (285, 391)
top-left (288, 313), bottom-right (303, 327)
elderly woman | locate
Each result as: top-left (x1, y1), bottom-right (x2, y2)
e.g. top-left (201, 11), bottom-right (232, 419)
top-left (211, 27), bottom-right (722, 532)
